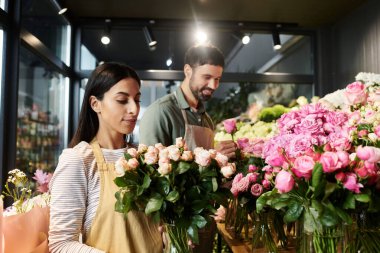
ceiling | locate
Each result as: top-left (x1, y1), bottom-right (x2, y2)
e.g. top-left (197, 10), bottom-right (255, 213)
top-left (57, 0), bottom-right (368, 71)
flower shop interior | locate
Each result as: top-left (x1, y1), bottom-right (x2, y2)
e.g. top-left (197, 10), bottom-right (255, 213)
top-left (1, 0), bottom-right (380, 253)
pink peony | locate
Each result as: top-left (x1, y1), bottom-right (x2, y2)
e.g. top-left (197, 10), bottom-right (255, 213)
top-left (292, 155), bottom-right (315, 179)
top-left (262, 179), bottom-right (271, 189)
top-left (275, 170), bottom-right (295, 193)
top-left (356, 146), bottom-right (380, 163)
top-left (223, 118), bottom-right (237, 134)
top-left (251, 183), bottom-right (264, 197)
top-left (248, 164), bottom-right (258, 172)
top-left (344, 81), bottom-right (367, 105)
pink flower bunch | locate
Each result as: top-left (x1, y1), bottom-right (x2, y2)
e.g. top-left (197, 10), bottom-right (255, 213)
top-left (237, 137), bottom-right (265, 158)
top-left (33, 169), bottom-right (53, 193)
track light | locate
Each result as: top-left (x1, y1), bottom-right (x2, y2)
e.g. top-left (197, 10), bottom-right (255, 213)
top-left (166, 58), bottom-right (173, 67)
top-left (143, 26), bottom-right (157, 48)
top-left (101, 19), bottom-right (111, 45)
top-left (58, 7), bottom-right (68, 15)
top-left (272, 30), bottom-right (282, 50)
top-left (241, 34), bottom-right (250, 45)
top-left (195, 30), bottom-right (208, 44)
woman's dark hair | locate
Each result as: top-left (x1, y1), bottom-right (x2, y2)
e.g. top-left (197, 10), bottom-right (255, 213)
top-left (184, 44), bottom-right (225, 68)
top-left (69, 62), bottom-right (140, 147)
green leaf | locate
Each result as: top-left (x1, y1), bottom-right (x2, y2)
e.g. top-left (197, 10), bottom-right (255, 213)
top-left (343, 192), bottom-right (356, 209)
top-left (320, 208), bottom-right (339, 227)
top-left (191, 200), bottom-right (206, 214)
top-left (271, 196), bottom-right (291, 210)
top-left (355, 193), bottom-right (371, 203)
top-left (114, 177), bottom-right (128, 187)
top-left (145, 196), bottom-right (163, 215)
top-left (142, 174), bottom-right (151, 189)
top-left (335, 207), bottom-right (352, 224)
top-left (177, 161), bottom-right (191, 174)
top-left (322, 182), bottom-right (337, 201)
top-left (284, 201), bottom-right (303, 223)
top-left (124, 153), bottom-right (132, 160)
top-left (156, 177), bottom-right (170, 195)
top-left (212, 177), bottom-right (218, 192)
top-left (187, 225), bottom-right (199, 245)
top-left (136, 185), bottom-right (144, 196)
top-left (312, 163), bottom-right (324, 197)
top-left (192, 215), bottom-right (207, 228)
top-left (166, 190), bottom-right (180, 203)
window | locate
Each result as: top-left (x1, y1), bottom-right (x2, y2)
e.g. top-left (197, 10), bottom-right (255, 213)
top-left (17, 46), bottom-right (69, 174)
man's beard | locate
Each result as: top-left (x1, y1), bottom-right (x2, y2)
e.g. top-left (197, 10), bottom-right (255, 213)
top-left (189, 80), bottom-right (214, 102)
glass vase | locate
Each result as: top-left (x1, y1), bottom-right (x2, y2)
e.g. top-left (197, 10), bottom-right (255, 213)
top-left (164, 222), bottom-right (192, 253)
top-left (298, 210), bottom-right (344, 253)
top-left (250, 211), bottom-right (278, 253)
top-left (344, 210), bottom-right (380, 253)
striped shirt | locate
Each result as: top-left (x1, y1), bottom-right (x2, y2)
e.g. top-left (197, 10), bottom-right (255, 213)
top-left (48, 141), bottom-right (126, 253)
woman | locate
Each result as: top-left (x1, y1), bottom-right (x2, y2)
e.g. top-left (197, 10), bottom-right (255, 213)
top-left (49, 62), bottom-right (163, 253)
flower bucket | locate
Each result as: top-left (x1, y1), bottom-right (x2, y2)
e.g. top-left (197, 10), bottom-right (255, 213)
top-left (298, 211), bottom-right (344, 253)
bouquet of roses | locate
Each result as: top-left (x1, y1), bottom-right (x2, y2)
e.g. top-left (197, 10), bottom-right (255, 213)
top-left (113, 137), bottom-right (235, 253)
top-left (255, 77), bottom-right (380, 253)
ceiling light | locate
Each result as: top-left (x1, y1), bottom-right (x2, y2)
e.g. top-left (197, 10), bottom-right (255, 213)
top-left (242, 35), bottom-right (250, 45)
top-left (195, 30), bottom-right (208, 44)
top-left (58, 7), bottom-right (68, 15)
top-left (272, 30), bottom-right (282, 50)
top-left (101, 36), bottom-right (110, 45)
top-left (143, 26), bottom-right (157, 47)
top-left (166, 58), bottom-right (173, 67)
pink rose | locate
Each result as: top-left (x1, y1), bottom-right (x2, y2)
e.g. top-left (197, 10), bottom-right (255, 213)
top-left (343, 173), bottom-right (363, 193)
top-left (158, 162), bottom-right (172, 175)
top-left (358, 130), bottom-right (369, 138)
top-left (262, 179), bottom-right (271, 189)
top-left (175, 137), bottom-right (185, 148)
top-left (275, 170), bottom-right (295, 193)
top-left (180, 150), bottom-right (193, 161)
top-left (265, 154), bottom-right (285, 167)
top-left (375, 125), bottom-right (380, 137)
top-left (251, 183), bottom-right (264, 197)
top-left (344, 82), bottom-right (367, 105)
top-left (320, 152), bottom-right (340, 173)
top-left (195, 149), bottom-right (211, 167)
top-left (137, 144), bottom-right (148, 153)
top-left (356, 146), bottom-right (380, 163)
top-left (167, 145), bottom-right (181, 161)
top-left (355, 166), bottom-right (369, 178)
top-left (127, 148), bottom-right (138, 158)
top-left (127, 158), bottom-right (139, 170)
top-left (220, 163), bottom-right (236, 178)
top-left (154, 143), bottom-right (165, 151)
top-left (144, 152), bottom-right (158, 165)
top-left (335, 172), bottom-right (346, 182)
top-left (292, 155), bottom-right (315, 179)
top-left (246, 172), bottom-right (259, 183)
top-left (248, 165), bottom-right (258, 172)
top-left (235, 177), bottom-right (250, 192)
top-left (115, 157), bottom-right (128, 177)
top-left (223, 118), bottom-right (237, 134)
top-left (215, 152), bottom-right (229, 167)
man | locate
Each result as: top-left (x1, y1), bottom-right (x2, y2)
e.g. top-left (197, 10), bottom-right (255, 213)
top-left (139, 43), bottom-right (236, 158)
top-left (139, 44), bottom-right (235, 253)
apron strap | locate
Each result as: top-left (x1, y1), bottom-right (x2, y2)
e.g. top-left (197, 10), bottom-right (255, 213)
top-left (90, 140), bottom-right (110, 172)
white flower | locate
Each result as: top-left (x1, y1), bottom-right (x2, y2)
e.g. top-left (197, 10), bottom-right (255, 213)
top-left (221, 163), bottom-right (236, 178)
top-left (157, 162), bottom-right (172, 176)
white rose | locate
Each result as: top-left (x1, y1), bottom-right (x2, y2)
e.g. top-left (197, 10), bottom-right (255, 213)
top-left (221, 163), bottom-right (236, 178)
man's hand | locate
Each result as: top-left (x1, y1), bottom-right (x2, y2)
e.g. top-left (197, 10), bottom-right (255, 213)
top-left (215, 140), bottom-right (237, 159)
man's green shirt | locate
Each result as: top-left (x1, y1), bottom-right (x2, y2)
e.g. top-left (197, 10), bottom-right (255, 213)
top-left (139, 86), bottom-right (214, 146)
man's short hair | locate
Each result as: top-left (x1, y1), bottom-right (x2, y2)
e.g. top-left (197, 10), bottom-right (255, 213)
top-left (184, 44), bottom-right (225, 68)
